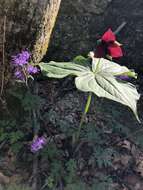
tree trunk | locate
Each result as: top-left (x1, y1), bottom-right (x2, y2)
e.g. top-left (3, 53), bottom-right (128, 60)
top-left (0, 0), bottom-right (61, 62)
top-left (0, 1), bottom-right (61, 189)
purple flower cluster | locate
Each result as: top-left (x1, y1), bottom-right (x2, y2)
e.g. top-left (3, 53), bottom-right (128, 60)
top-left (11, 50), bottom-right (39, 81)
top-left (31, 136), bottom-right (47, 153)
top-left (12, 51), bottom-right (30, 66)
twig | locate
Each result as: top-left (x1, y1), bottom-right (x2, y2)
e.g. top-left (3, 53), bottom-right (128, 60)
top-left (0, 15), bottom-right (6, 96)
top-left (114, 21), bottom-right (127, 35)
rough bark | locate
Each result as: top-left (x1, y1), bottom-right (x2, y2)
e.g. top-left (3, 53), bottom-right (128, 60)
top-left (0, 0), bottom-right (61, 62)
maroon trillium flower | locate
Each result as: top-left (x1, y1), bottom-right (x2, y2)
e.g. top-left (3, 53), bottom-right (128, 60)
top-left (95, 28), bottom-right (123, 59)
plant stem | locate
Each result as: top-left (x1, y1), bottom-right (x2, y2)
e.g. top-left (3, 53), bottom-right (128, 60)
top-left (32, 108), bottom-right (39, 190)
top-left (76, 92), bottom-right (92, 142)
top-left (31, 82), bottom-right (39, 190)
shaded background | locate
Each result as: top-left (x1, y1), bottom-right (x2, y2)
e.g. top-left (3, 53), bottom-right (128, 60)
top-left (47, 0), bottom-right (143, 74)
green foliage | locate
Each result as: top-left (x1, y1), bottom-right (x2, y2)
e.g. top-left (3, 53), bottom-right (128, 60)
top-left (65, 182), bottom-right (87, 190)
top-left (8, 87), bottom-right (44, 112)
top-left (94, 147), bottom-right (115, 168)
top-left (42, 176), bottom-right (54, 189)
top-left (51, 160), bottom-right (64, 180)
top-left (82, 124), bottom-right (117, 169)
top-left (4, 184), bottom-right (31, 190)
top-left (39, 117), bottom-right (118, 189)
top-left (83, 124), bottom-right (103, 142)
top-left (22, 90), bottom-right (43, 111)
top-left (64, 175), bottom-right (113, 190)
top-left (45, 109), bottom-right (76, 135)
top-left (0, 120), bottom-right (16, 141)
top-left (73, 55), bottom-right (91, 66)
top-left (91, 175), bottom-right (113, 190)
top-left (0, 121), bottom-right (25, 154)
top-left (0, 118), bottom-right (25, 154)
top-left (65, 159), bottom-right (77, 184)
top-left (41, 145), bottom-right (64, 188)
top-left (10, 131), bottom-right (24, 144)
top-left (0, 85), bottom-right (44, 155)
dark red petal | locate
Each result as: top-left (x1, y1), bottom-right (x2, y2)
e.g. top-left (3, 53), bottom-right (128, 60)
top-left (108, 44), bottom-right (123, 58)
top-left (94, 45), bottom-right (105, 58)
top-left (102, 28), bottom-right (116, 43)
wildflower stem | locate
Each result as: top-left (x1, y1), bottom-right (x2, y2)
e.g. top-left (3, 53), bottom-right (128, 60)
top-left (31, 82), bottom-right (39, 190)
top-left (76, 92), bottom-right (92, 142)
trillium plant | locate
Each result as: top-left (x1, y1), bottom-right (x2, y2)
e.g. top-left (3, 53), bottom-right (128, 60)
top-left (12, 28), bottom-right (140, 149)
top-left (39, 28), bottom-right (140, 141)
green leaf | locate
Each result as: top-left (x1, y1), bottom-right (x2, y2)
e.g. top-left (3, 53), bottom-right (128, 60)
top-left (39, 57), bottom-right (140, 121)
top-left (65, 159), bottom-right (77, 183)
top-left (39, 61), bottom-right (90, 78)
top-left (92, 58), bottom-right (130, 76)
top-left (75, 58), bottom-right (140, 121)
top-left (10, 131), bottom-right (24, 143)
top-left (73, 55), bottom-right (90, 66)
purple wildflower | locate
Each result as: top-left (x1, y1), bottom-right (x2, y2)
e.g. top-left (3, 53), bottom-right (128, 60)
top-left (11, 50), bottom-right (39, 81)
top-left (14, 70), bottom-right (24, 80)
top-left (21, 50), bottom-right (31, 60)
top-left (27, 65), bottom-right (39, 74)
top-left (31, 136), bottom-right (47, 153)
top-left (116, 75), bottom-right (130, 80)
top-left (12, 50), bottom-right (30, 66)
